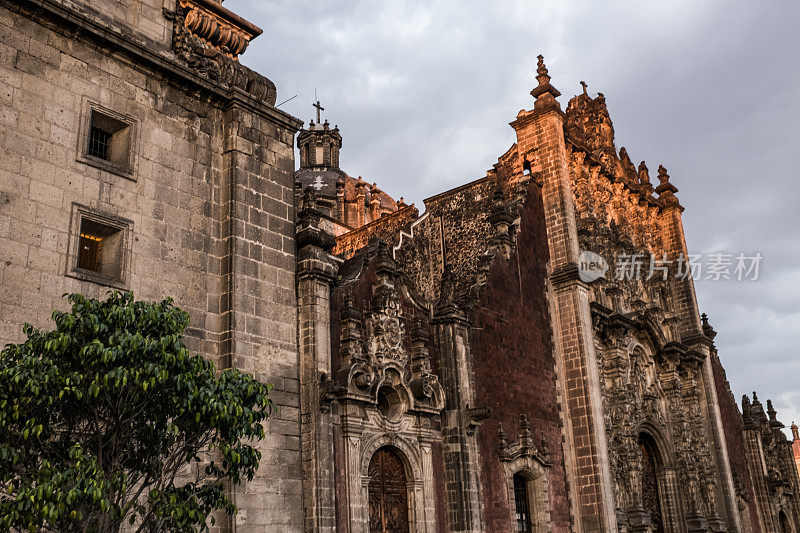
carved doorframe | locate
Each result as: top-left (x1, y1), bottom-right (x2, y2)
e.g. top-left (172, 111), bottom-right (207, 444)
top-left (501, 455), bottom-right (552, 532)
top-left (343, 430), bottom-right (437, 533)
top-left (638, 424), bottom-right (685, 533)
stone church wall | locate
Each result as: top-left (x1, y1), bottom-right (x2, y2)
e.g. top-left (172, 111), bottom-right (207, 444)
top-left (710, 352), bottom-right (762, 532)
top-left (0, 1), bottom-right (304, 530)
top-left (468, 182), bottom-right (571, 531)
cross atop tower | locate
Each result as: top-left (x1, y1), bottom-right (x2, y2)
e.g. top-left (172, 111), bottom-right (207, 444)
top-left (313, 99), bottom-right (324, 123)
top-left (580, 80), bottom-right (588, 96)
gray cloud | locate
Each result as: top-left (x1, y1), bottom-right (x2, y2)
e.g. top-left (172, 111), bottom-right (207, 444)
top-left (230, 0), bottom-right (800, 435)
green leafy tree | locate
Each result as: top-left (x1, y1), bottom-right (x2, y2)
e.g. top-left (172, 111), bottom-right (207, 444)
top-left (0, 292), bottom-right (274, 532)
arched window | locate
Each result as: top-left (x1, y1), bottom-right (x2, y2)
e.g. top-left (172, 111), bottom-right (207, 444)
top-left (514, 472), bottom-right (533, 532)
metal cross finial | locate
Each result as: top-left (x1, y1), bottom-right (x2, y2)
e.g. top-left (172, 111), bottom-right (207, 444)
top-left (580, 80), bottom-right (588, 96)
top-left (313, 89), bottom-right (324, 123)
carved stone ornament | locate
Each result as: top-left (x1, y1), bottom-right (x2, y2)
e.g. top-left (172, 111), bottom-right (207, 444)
top-left (332, 280), bottom-right (444, 416)
top-left (178, 0), bottom-right (259, 59)
top-left (167, 0), bottom-right (277, 105)
top-left (498, 414), bottom-right (551, 467)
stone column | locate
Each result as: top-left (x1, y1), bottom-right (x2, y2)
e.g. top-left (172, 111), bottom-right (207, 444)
top-left (297, 189), bottom-right (340, 532)
top-left (511, 56), bottom-right (617, 532)
top-left (341, 412), bottom-right (368, 532)
top-left (660, 469), bottom-right (684, 532)
top-left (355, 180), bottom-right (367, 228)
top-left (418, 433), bottom-right (438, 531)
top-left (432, 272), bottom-right (486, 532)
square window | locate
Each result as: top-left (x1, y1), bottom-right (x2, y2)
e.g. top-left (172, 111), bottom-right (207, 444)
top-left (77, 218), bottom-right (124, 279)
top-left (68, 205), bottom-right (132, 288)
top-left (77, 101), bottom-right (137, 179)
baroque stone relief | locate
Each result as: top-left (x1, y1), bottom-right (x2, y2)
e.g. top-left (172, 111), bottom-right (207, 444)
top-left (329, 243), bottom-right (445, 532)
top-left (594, 304), bottom-right (724, 529)
top-left (330, 244), bottom-right (444, 416)
top-left (167, 0), bottom-right (277, 105)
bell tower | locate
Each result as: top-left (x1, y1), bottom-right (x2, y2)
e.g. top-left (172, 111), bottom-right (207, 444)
top-left (297, 97), bottom-right (342, 169)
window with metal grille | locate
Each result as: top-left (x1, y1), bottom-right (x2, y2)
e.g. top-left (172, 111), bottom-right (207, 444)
top-left (85, 109), bottom-right (131, 169)
top-left (514, 473), bottom-right (532, 532)
top-left (88, 126), bottom-right (110, 160)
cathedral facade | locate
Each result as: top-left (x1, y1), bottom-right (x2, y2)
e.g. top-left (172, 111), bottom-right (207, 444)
top-left (1, 0), bottom-right (799, 532)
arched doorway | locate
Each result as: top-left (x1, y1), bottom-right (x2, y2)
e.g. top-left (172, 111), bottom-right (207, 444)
top-left (778, 509), bottom-right (790, 533)
top-left (368, 447), bottom-right (409, 533)
top-left (639, 433), bottom-right (664, 533)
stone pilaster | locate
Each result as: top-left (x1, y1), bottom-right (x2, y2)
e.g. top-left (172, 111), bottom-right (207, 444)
top-left (432, 270), bottom-right (486, 532)
top-left (219, 103), bottom-right (303, 531)
top-left (297, 190), bottom-right (340, 532)
top-left (512, 56), bottom-right (617, 532)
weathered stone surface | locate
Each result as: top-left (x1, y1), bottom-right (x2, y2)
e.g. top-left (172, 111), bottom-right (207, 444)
top-left (0, 1), bottom-right (303, 530)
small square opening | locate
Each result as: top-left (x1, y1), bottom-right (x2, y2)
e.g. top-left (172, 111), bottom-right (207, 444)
top-left (87, 110), bottom-right (130, 168)
top-left (77, 218), bottom-right (124, 280)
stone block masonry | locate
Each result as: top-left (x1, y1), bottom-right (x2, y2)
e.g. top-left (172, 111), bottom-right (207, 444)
top-left (0, 0), bottom-right (303, 530)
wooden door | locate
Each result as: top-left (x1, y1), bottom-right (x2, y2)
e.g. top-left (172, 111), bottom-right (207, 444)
top-left (368, 447), bottom-right (410, 533)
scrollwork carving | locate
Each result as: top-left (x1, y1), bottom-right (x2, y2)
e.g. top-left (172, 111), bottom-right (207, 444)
top-left (169, 0), bottom-right (277, 106)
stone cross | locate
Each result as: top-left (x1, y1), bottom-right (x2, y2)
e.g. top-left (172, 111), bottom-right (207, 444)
top-left (313, 99), bottom-right (325, 123)
top-left (580, 81), bottom-right (588, 96)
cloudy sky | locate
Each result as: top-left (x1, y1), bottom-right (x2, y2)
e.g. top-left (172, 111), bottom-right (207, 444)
top-left (230, 0), bottom-right (800, 435)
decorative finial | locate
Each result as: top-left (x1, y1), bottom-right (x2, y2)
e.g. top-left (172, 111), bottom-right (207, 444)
top-left (701, 312), bottom-right (716, 340)
top-left (654, 164), bottom-right (680, 205)
top-left (498, 425), bottom-right (508, 450)
top-left (536, 55), bottom-right (547, 77)
top-left (530, 54), bottom-right (561, 107)
top-left (520, 413), bottom-right (531, 433)
top-left (342, 293), bottom-right (359, 319)
top-left (301, 186), bottom-right (318, 212)
top-left (580, 80), bottom-right (588, 96)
